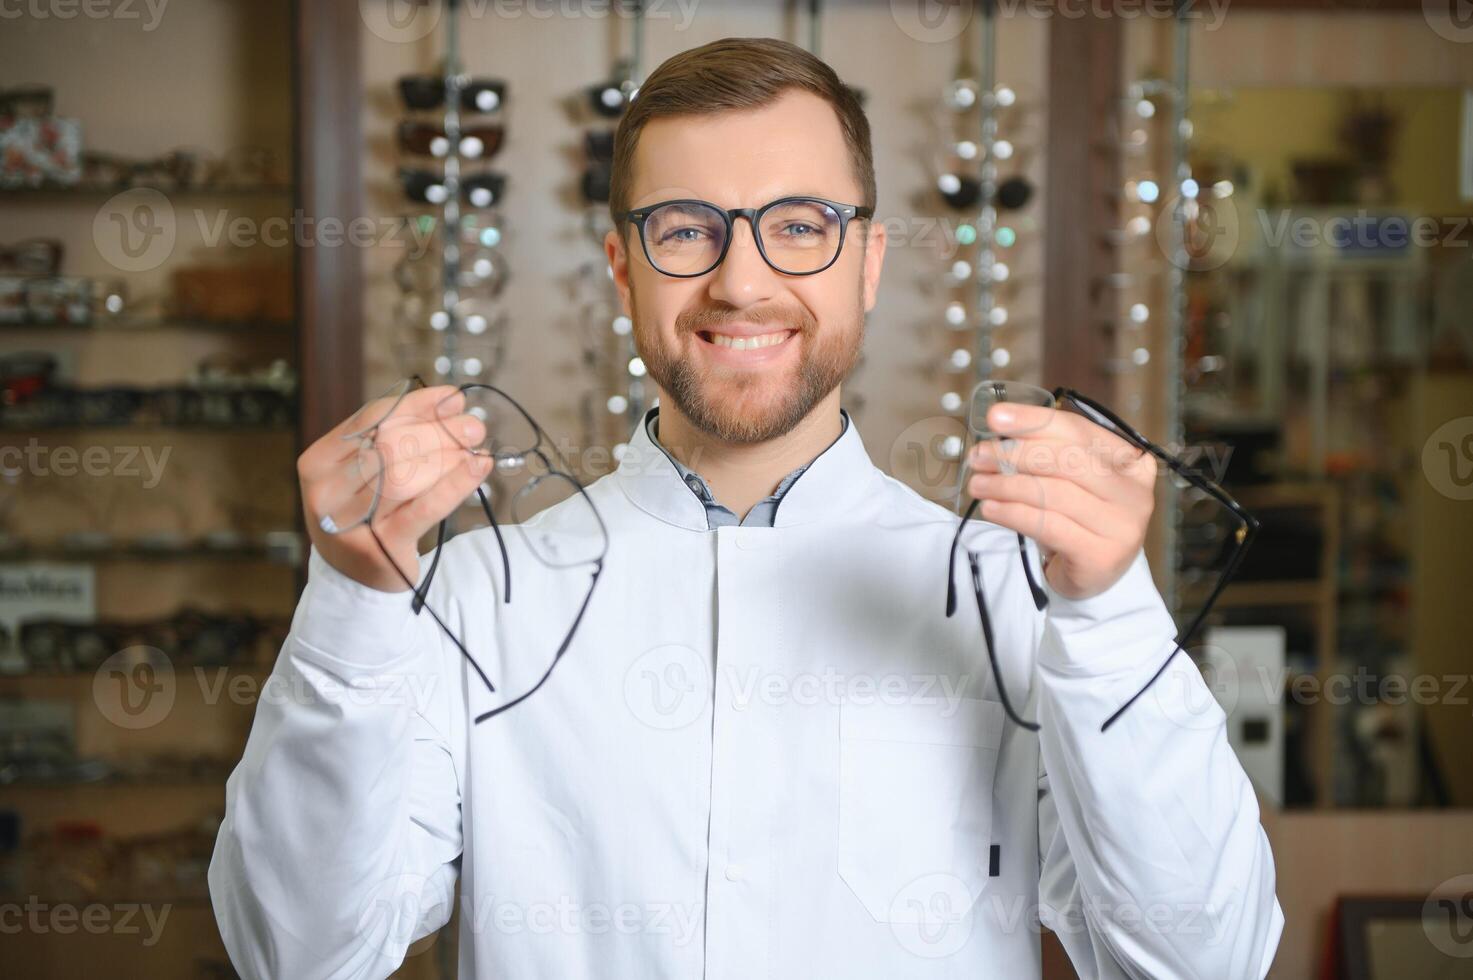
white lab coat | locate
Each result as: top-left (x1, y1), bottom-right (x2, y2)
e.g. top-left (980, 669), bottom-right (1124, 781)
top-left (209, 411), bottom-right (1284, 979)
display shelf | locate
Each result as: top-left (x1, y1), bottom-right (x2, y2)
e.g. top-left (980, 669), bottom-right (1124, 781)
top-left (0, 181), bottom-right (291, 198)
top-left (0, 318), bottom-right (295, 334)
top-left (0, 665), bottom-right (270, 686)
top-left (0, 420), bottom-right (295, 434)
top-left (0, 891), bottom-right (213, 906)
top-left (1198, 580), bottom-right (1325, 608)
top-left (1, 773), bottom-right (234, 790)
top-left (0, 536), bottom-right (302, 565)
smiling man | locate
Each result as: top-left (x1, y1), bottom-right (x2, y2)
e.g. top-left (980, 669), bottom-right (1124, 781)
top-left (210, 37), bottom-right (1283, 979)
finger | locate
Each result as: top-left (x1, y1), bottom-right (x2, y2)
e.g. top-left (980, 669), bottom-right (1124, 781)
top-left (375, 413), bottom-right (486, 465)
top-left (310, 438), bottom-right (470, 524)
top-left (405, 382), bottom-right (467, 422)
top-left (380, 453), bottom-right (494, 541)
top-left (377, 443), bottom-right (485, 509)
top-left (969, 472), bottom-right (1127, 539)
top-left (306, 458), bottom-right (380, 531)
top-left (978, 498), bottom-right (1096, 560)
top-left (989, 403), bottom-right (1141, 464)
top-left (985, 402), bottom-right (1058, 440)
top-left (298, 384), bottom-right (465, 482)
top-left (971, 437), bottom-right (1151, 505)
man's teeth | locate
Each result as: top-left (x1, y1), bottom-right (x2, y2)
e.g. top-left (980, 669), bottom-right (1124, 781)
top-left (708, 330), bottom-right (791, 350)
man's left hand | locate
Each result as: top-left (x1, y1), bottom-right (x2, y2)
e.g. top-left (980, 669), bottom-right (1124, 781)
top-left (967, 402), bottom-right (1157, 601)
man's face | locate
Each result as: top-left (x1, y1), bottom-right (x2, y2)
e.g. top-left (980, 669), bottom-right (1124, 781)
top-left (605, 89), bottom-right (886, 444)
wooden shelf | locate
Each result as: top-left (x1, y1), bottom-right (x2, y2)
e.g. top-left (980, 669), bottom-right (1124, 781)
top-left (0, 181), bottom-right (291, 197)
top-left (0, 538), bottom-right (301, 565)
top-left (0, 318), bottom-right (295, 334)
top-left (1184, 579), bottom-right (1328, 608)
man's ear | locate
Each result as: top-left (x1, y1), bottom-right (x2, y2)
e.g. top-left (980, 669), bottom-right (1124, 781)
top-left (860, 217), bottom-right (887, 313)
top-left (605, 228), bottom-right (633, 317)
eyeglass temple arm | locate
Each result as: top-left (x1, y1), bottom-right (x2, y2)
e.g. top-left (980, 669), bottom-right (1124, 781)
top-left (478, 483), bottom-right (512, 604)
top-left (1017, 533), bottom-right (1049, 611)
top-left (947, 488), bottom-right (1048, 615)
top-left (1098, 518), bottom-right (1259, 733)
top-left (1050, 387), bottom-right (1265, 731)
top-left (969, 552), bottom-right (1040, 731)
top-left (476, 560), bottom-right (604, 725)
top-left (412, 518), bottom-right (448, 614)
top-left (368, 522), bottom-right (496, 695)
top-left (945, 498), bottom-right (980, 618)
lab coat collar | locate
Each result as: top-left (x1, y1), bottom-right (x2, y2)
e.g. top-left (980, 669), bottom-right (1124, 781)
top-left (614, 404), bottom-right (879, 531)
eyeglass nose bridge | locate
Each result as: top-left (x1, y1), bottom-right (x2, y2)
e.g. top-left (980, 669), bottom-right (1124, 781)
top-left (711, 206), bottom-right (775, 276)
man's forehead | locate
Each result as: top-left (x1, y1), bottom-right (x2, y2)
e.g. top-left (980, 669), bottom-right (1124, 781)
top-left (627, 89), bottom-right (859, 210)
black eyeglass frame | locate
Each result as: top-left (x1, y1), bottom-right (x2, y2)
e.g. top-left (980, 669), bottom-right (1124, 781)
top-left (344, 379), bottom-right (608, 726)
top-left (614, 195), bottom-right (875, 279)
top-left (429, 383), bottom-right (607, 724)
top-left (944, 386), bottom-right (1261, 733)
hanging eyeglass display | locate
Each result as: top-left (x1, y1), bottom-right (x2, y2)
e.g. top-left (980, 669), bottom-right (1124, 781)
top-left (388, 5), bottom-right (510, 396)
top-left (927, 2), bottom-right (1036, 476)
top-left (573, 0), bottom-right (646, 465)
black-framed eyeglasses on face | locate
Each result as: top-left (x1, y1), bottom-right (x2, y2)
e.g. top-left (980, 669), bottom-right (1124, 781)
top-left (944, 381), bottom-right (1260, 734)
top-left (614, 196), bottom-right (874, 278)
top-left (317, 377), bottom-right (608, 725)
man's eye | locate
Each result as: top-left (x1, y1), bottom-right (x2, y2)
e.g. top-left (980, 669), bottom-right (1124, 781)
top-left (661, 226), bottom-right (709, 244)
top-left (779, 222), bottom-right (819, 237)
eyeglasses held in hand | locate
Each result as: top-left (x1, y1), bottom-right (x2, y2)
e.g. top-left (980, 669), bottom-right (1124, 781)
top-left (317, 377), bottom-right (608, 724)
top-left (944, 381), bottom-right (1259, 734)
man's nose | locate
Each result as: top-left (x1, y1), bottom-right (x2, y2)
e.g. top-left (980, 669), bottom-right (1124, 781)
top-left (707, 217), bottom-right (779, 308)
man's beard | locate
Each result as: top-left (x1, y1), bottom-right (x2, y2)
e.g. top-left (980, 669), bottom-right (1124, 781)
top-left (628, 291), bottom-right (864, 445)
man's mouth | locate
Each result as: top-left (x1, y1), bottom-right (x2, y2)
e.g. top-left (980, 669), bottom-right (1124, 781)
top-left (696, 328), bottom-right (798, 351)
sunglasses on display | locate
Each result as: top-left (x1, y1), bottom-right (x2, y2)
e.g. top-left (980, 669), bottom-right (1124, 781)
top-left (79, 146), bottom-right (281, 190)
top-left (581, 163), bottom-right (612, 205)
top-left (397, 121), bottom-right (505, 160)
top-left (580, 129), bottom-right (615, 205)
top-left (587, 79), bottom-right (635, 119)
top-left (1, 239), bottom-right (64, 277)
top-left (7, 608), bottom-right (280, 674)
top-left (398, 169), bottom-right (506, 208)
top-left (398, 75), bottom-right (507, 114)
top-left (0, 84), bottom-right (54, 119)
top-left (936, 174), bottom-right (1034, 213)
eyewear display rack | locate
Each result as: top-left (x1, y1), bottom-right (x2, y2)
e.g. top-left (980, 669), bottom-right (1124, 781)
top-left (0, 6), bottom-right (305, 978)
top-left (935, 1), bottom-right (1032, 471)
top-left (1160, 2), bottom-right (1192, 620)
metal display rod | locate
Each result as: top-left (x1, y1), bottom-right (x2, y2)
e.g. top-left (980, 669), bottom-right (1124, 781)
top-left (974, 0), bottom-right (998, 385)
top-left (1162, 0), bottom-right (1192, 619)
top-left (619, 0), bottom-right (648, 440)
top-left (440, 0), bottom-right (465, 385)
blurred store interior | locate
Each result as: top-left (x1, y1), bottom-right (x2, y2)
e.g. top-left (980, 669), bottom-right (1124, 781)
top-left (1, 0), bottom-right (1471, 977)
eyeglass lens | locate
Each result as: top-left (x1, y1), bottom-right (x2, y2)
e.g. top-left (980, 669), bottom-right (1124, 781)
top-left (963, 380), bottom-right (1054, 563)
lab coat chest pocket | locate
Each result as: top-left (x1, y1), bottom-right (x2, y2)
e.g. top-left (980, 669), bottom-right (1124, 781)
top-left (836, 695), bottom-right (1005, 923)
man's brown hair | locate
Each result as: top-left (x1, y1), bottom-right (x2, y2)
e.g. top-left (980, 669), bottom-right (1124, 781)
top-left (608, 36), bottom-right (875, 226)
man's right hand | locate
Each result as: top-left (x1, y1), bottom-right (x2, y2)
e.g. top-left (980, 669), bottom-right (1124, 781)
top-left (298, 383), bottom-right (492, 593)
